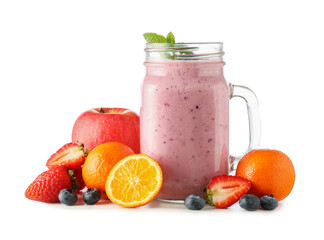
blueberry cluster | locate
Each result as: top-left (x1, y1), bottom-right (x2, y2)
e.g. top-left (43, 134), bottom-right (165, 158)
top-left (239, 194), bottom-right (278, 211)
top-left (58, 188), bottom-right (101, 206)
top-left (184, 194), bottom-right (278, 211)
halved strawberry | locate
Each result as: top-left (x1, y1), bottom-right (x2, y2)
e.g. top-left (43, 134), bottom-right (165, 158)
top-left (46, 142), bottom-right (88, 169)
top-left (204, 175), bottom-right (251, 208)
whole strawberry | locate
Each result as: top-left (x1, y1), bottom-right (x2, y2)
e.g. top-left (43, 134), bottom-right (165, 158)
top-left (25, 167), bottom-right (72, 203)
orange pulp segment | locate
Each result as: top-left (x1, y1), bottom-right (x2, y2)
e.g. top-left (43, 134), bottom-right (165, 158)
top-left (105, 154), bottom-right (163, 208)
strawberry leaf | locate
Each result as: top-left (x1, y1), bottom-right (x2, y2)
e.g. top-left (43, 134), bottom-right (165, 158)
top-left (68, 169), bottom-right (80, 192)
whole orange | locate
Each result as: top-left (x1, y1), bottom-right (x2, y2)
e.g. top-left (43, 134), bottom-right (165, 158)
top-left (82, 142), bottom-right (134, 193)
top-left (236, 149), bottom-right (295, 201)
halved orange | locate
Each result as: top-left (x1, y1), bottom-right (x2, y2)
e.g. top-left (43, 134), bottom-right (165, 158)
top-left (105, 154), bottom-right (163, 208)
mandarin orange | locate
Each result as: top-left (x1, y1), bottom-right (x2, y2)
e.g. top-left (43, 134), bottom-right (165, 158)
top-left (82, 142), bottom-right (134, 193)
top-left (236, 149), bottom-right (295, 201)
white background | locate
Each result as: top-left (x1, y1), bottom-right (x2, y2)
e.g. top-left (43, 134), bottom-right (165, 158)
top-left (1, 0), bottom-right (323, 239)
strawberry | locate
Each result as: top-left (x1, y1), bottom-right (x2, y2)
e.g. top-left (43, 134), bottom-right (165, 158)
top-left (204, 175), bottom-right (251, 208)
top-left (46, 142), bottom-right (88, 169)
top-left (69, 166), bottom-right (85, 192)
top-left (25, 167), bottom-right (72, 203)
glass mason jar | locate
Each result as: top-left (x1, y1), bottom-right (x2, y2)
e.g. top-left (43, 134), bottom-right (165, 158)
top-left (140, 43), bottom-right (261, 200)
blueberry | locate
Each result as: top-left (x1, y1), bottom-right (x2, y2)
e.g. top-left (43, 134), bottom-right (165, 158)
top-left (83, 188), bottom-right (101, 205)
top-left (239, 194), bottom-right (260, 211)
top-left (59, 189), bottom-right (78, 206)
top-left (260, 194), bottom-right (278, 210)
top-left (184, 194), bottom-right (205, 210)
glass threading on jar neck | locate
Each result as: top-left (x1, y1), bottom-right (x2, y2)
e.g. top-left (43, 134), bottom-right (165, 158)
top-left (144, 42), bottom-right (224, 62)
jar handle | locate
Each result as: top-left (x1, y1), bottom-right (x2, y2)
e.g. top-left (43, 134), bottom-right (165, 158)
top-left (229, 84), bottom-right (261, 174)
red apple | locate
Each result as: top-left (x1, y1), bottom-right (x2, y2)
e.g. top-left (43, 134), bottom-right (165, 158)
top-left (72, 108), bottom-right (140, 153)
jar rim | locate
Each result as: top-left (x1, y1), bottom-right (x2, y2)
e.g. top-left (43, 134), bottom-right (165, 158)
top-left (145, 42), bottom-right (223, 46)
top-left (145, 42), bottom-right (223, 50)
top-left (144, 42), bottom-right (224, 60)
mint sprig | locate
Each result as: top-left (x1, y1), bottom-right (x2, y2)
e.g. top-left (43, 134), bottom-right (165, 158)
top-left (144, 32), bottom-right (194, 59)
top-left (143, 32), bottom-right (175, 43)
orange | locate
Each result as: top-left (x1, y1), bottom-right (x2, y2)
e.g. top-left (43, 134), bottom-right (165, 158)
top-left (82, 142), bottom-right (134, 193)
top-left (105, 154), bottom-right (163, 208)
top-left (236, 149), bottom-right (295, 201)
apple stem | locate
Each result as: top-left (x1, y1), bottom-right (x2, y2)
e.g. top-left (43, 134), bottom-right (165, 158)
top-left (98, 107), bottom-right (105, 113)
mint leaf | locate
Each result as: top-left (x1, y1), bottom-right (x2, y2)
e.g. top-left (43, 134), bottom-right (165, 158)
top-left (179, 50), bottom-right (194, 55)
top-left (143, 32), bottom-right (167, 43)
top-left (166, 32), bottom-right (175, 43)
top-left (143, 32), bottom-right (179, 59)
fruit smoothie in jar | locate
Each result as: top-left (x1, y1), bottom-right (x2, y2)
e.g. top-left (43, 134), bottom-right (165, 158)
top-left (141, 43), bottom-right (228, 200)
top-left (140, 43), bottom-right (260, 200)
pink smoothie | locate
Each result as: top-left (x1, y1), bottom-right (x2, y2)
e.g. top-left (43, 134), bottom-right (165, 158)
top-left (140, 60), bottom-right (229, 200)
